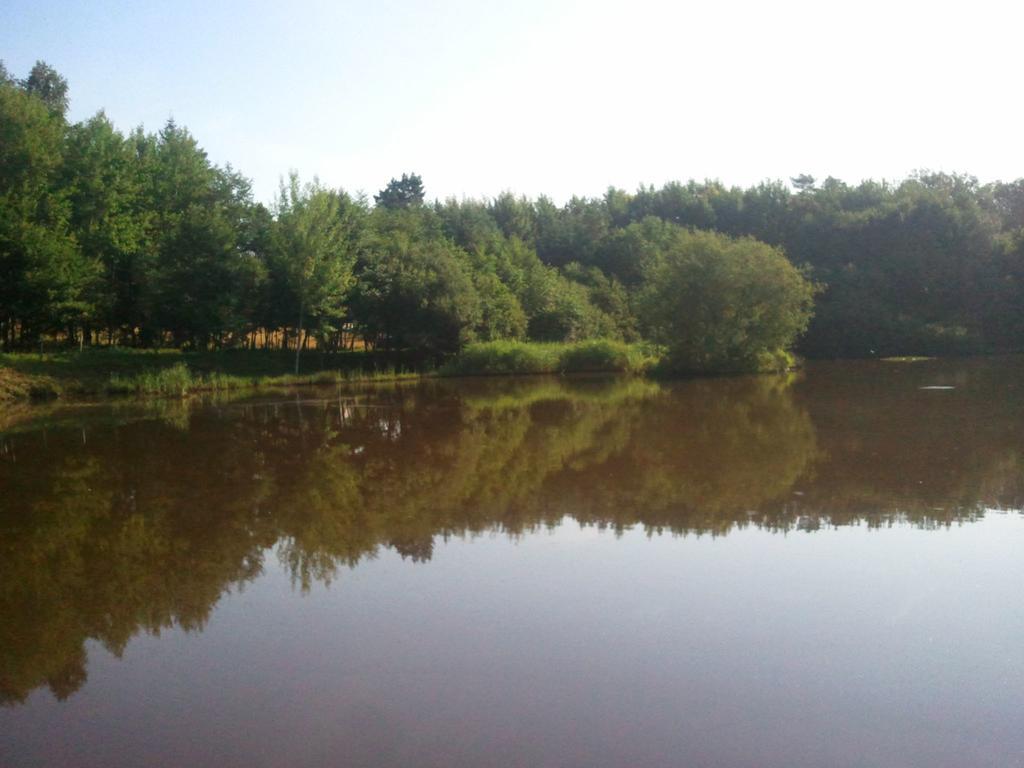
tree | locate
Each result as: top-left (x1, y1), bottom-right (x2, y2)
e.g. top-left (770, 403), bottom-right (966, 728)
top-left (489, 192), bottom-right (537, 243)
top-left (62, 112), bottom-right (147, 344)
top-left (471, 270), bottom-right (527, 340)
top-left (790, 174), bottom-right (816, 193)
top-left (350, 208), bottom-right (481, 354)
top-left (0, 77), bottom-right (87, 349)
top-left (140, 120), bottom-right (256, 348)
top-left (520, 267), bottom-right (615, 342)
top-left (637, 226), bottom-right (819, 373)
top-left (374, 172), bottom-right (424, 209)
top-left (21, 60), bottom-right (69, 116)
top-left (273, 173), bottom-right (359, 372)
top-left (563, 262), bottom-right (637, 340)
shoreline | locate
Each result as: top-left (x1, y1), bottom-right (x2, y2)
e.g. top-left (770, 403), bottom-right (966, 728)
top-left (0, 340), bottom-right (659, 405)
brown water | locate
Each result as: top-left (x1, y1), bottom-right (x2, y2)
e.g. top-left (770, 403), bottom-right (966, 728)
top-left (1, 358), bottom-right (1023, 768)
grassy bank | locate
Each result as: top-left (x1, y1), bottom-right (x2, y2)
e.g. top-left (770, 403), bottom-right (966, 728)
top-left (439, 340), bottom-right (658, 377)
top-left (0, 348), bottom-right (425, 402)
top-left (0, 340), bottom-right (658, 404)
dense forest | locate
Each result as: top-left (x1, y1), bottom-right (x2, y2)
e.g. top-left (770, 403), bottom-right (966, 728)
top-left (3, 60), bottom-right (1024, 371)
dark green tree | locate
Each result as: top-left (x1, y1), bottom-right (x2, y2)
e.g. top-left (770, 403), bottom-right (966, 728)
top-left (62, 111), bottom-right (148, 344)
top-left (0, 75), bottom-right (89, 349)
top-left (374, 172), bottom-right (425, 209)
top-left (350, 208), bottom-right (481, 353)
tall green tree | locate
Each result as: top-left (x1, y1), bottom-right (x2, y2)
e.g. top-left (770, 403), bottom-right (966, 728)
top-left (62, 111), bottom-right (147, 343)
top-left (0, 75), bottom-right (89, 349)
top-left (273, 173), bottom-right (360, 372)
top-left (350, 208), bottom-right (480, 354)
top-left (140, 120), bottom-right (244, 347)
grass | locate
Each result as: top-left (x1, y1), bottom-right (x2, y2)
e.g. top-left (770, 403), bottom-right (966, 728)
top-left (440, 340), bottom-right (658, 377)
top-left (0, 347), bottom-right (426, 403)
top-left (0, 340), bottom-right (659, 404)
top-left (104, 362), bottom-right (424, 396)
top-left (0, 366), bottom-right (61, 401)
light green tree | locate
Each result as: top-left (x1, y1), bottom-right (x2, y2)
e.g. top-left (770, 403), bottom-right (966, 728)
top-left (273, 172), bottom-right (360, 372)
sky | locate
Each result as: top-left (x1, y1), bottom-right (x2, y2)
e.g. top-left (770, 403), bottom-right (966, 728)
top-left (3, 0), bottom-right (1023, 205)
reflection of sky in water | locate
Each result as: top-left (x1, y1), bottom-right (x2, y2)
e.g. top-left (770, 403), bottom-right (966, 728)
top-left (4, 516), bottom-right (1024, 768)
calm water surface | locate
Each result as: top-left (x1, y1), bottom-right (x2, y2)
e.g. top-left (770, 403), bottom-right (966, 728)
top-left (1, 358), bottom-right (1023, 768)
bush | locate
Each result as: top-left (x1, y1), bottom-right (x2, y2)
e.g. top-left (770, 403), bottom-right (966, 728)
top-left (109, 362), bottom-right (196, 396)
top-left (441, 341), bottom-right (560, 375)
top-left (637, 227), bottom-right (819, 374)
top-left (557, 339), bottom-right (654, 373)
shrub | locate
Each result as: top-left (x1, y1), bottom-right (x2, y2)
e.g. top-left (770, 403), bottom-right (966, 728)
top-left (637, 227), bottom-right (819, 374)
top-left (441, 340), bottom-right (654, 377)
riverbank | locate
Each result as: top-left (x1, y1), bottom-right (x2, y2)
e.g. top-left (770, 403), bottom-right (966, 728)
top-left (0, 340), bottom-right (659, 404)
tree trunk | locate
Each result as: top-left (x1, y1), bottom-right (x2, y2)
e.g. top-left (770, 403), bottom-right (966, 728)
top-left (294, 302), bottom-right (304, 375)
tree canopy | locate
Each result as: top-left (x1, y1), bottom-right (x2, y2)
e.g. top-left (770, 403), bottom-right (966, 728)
top-left (374, 172), bottom-right (425, 209)
top-left (3, 60), bottom-right (1024, 372)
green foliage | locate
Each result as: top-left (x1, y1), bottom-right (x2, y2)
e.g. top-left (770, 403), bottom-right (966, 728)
top-left (20, 60), bottom-right (69, 116)
top-left (272, 172), bottom-right (361, 370)
top-left (556, 338), bottom-right (656, 372)
top-left (637, 226), bottom-right (819, 373)
top-left (440, 340), bottom-right (561, 375)
top-left (471, 271), bottom-right (528, 341)
top-left (521, 268), bottom-right (618, 342)
top-left (594, 216), bottom-right (679, 285)
top-left (141, 121), bottom-right (268, 348)
top-left (0, 347), bottom-right (428, 402)
top-left (62, 112), bottom-right (147, 336)
top-left (5, 59), bottom-right (1024, 367)
top-left (0, 76), bottom-right (87, 346)
top-left (109, 361), bottom-right (195, 395)
top-left (488, 192), bottom-right (537, 243)
top-left (562, 263), bottom-right (638, 340)
top-left (351, 209), bottom-right (481, 353)
top-left (374, 172), bottom-right (425, 209)
top-left (440, 339), bottom-right (655, 376)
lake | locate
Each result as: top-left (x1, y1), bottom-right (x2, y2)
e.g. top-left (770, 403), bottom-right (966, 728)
top-left (1, 357), bottom-right (1023, 768)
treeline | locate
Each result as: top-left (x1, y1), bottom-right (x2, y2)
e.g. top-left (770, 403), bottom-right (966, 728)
top-left (3, 60), bottom-right (1023, 368)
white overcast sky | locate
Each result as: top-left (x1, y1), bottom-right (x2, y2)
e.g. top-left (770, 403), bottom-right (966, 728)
top-left (3, 0), bottom-right (1022, 205)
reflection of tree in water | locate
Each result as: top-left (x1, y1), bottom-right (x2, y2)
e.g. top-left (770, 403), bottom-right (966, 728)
top-left (1, 361), bottom-right (1023, 704)
top-left (546, 376), bottom-right (820, 534)
top-left (785, 358), bottom-right (1024, 523)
